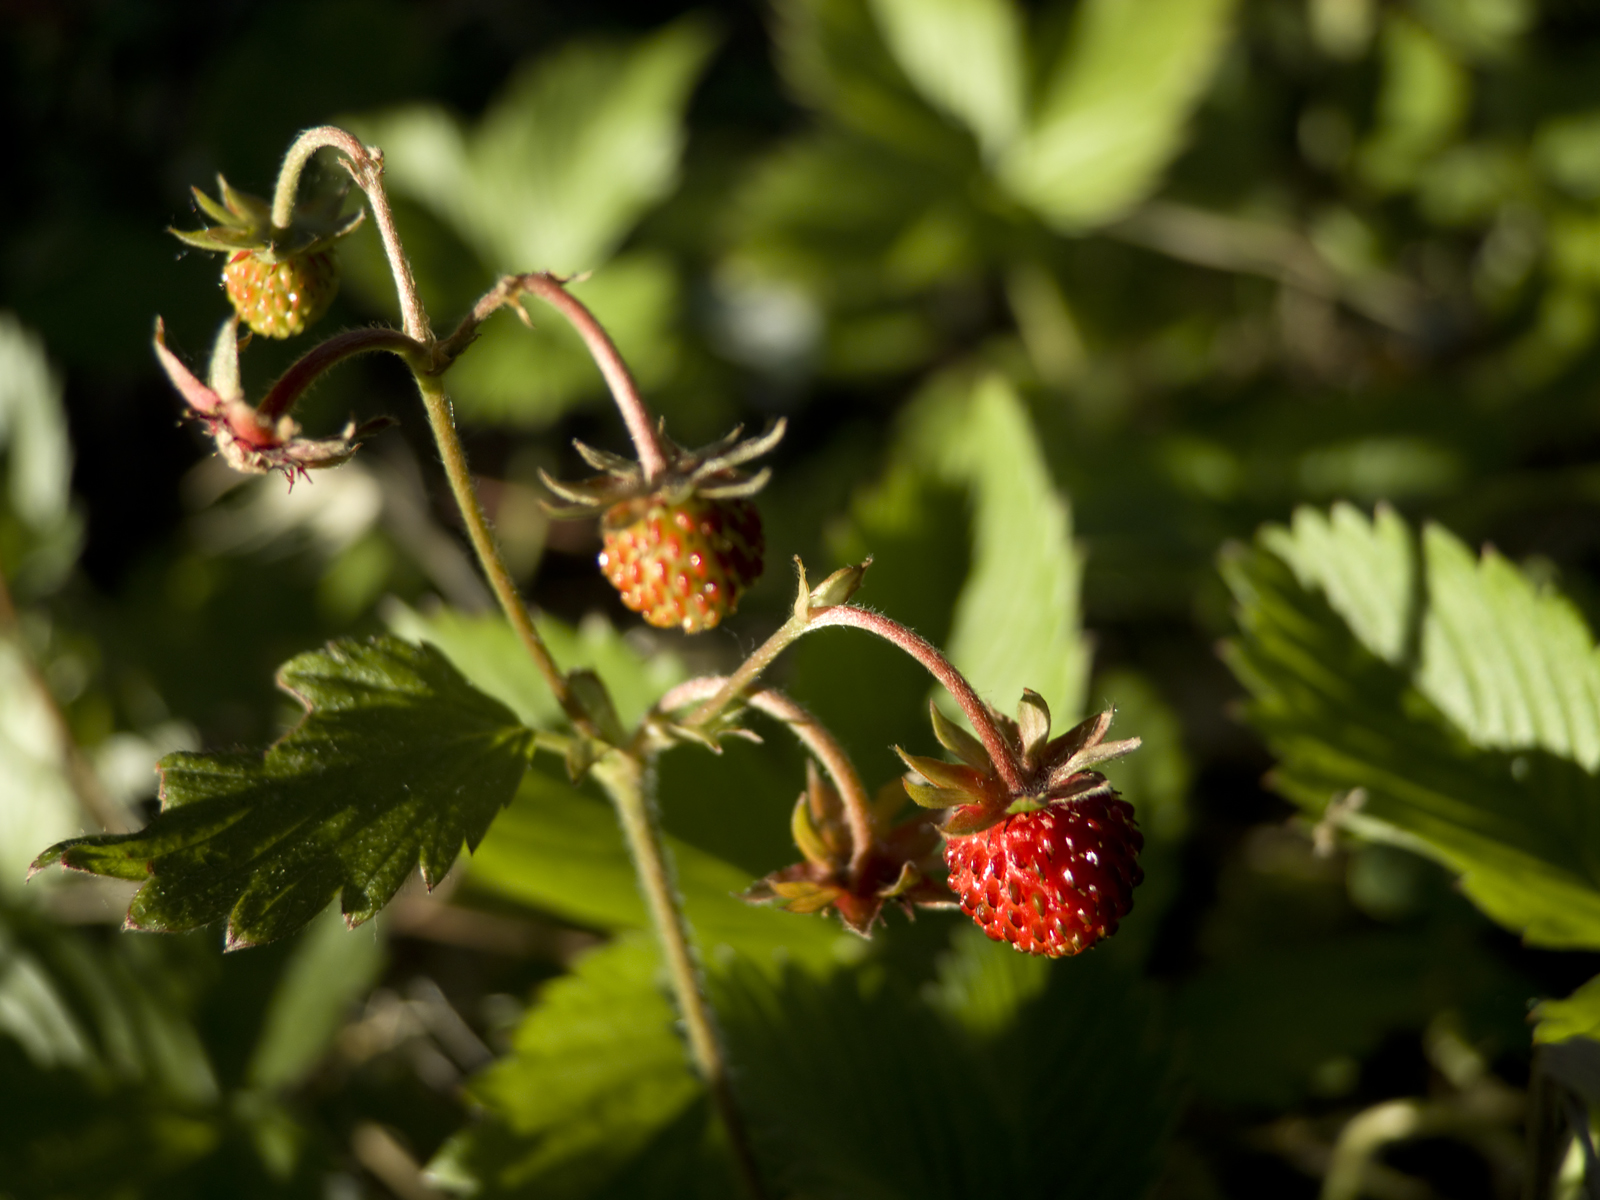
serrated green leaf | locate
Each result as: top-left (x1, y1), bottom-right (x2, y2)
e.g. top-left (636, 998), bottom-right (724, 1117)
top-left (997, 0), bottom-right (1235, 229)
top-left (1224, 505), bottom-right (1600, 948)
top-left (35, 637), bottom-right (535, 948)
top-left (867, 0), bottom-right (1024, 158)
top-left (466, 767), bottom-right (849, 969)
top-left (428, 935), bottom-right (727, 1200)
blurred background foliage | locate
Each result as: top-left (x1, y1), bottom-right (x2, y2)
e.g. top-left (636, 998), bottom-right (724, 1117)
top-left (8, 0), bottom-right (1600, 1196)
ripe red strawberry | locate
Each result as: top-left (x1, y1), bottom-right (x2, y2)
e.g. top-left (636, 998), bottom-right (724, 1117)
top-left (898, 691), bottom-right (1144, 956)
top-left (171, 175), bottom-right (362, 340)
top-left (599, 494), bottom-right (764, 632)
top-left (943, 796), bottom-right (1143, 956)
top-left (542, 422), bottom-right (785, 635)
top-left (223, 248), bottom-right (340, 339)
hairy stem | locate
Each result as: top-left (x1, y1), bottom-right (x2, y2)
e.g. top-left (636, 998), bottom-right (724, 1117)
top-left (684, 613), bottom-right (809, 730)
top-left (807, 606), bottom-right (1025, 791)
top-left (505, 273), bottom-right (668, 479)
top-left (258, 328), bottom-right (424, 420)
top-left (591, 753), bottom-right (767, 1200)
top-left (412, 371), bottom-right (590, 734)
top-left (278, 126), bottom-right (432, 342)
top-left (660, 677), bottom-right (876, 881)
top-left (0, 565), bottom-right (125, 833)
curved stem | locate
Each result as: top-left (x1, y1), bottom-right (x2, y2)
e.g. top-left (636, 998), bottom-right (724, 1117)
top-left (258, 328), bottom-right (424, 420)
top-left (591, 753), bottom-right (767, 1200)
top-left (807, 606), bottom-right (1025, 792)
top-left (509, 274), bottom-right (668, 479)
top-left (684, 613), bottom-right (809, 730)
top-left (413, 371), bottom-right (591, 736)
top-left (660, 677), bottom-right (876, 882)
top-left (278, 127), bottom-right (432, 342)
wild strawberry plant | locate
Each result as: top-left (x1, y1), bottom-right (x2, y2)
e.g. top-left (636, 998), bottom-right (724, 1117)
top-left (9, 3), bottom-right (1600, 1198)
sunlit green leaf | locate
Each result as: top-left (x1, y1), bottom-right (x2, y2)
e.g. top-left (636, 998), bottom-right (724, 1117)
top-left (909, 373), bottom-right (1089, 724)
top-left (997, 0), bottom-right (1236, 230)
top-left (1224, 504), bottom-right (1600, 948)
top-left (867, 0), bottom-right (1024, 159)
top-left (35, 637), bottom-right (535, 948)
top-left (384, 601), bottom-right (685, 732)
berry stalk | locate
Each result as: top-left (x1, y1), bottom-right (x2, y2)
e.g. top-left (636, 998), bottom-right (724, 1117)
top-left (807, 605), bottom-right (1027, 792)
top-left (488, 273), bottom-right (669, 481)
top-left (256, 327), bottom-right (424, 421)
top-left (590, 753), bottom-right (768, 1200)
top-left (660, 678), bottom-right (876, 883)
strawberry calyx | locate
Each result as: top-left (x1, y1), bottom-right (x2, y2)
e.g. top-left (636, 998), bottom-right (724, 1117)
top-left (171, 174), bottom-right (363, 264)
top-left (154, 318), bottom-right (393, 483)
top-left (539, 419), bottom-right (786, 517)
top-left (896, 691), bottom-right (1141, 838)
top-left (742, 760), bottom-right (952, 936)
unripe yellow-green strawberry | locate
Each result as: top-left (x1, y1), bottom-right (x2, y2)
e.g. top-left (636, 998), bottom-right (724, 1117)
top-left (172, 175), bottom-right (362, 339)
top-left (599, 494), bottom-right (764, 633)
top-left (223, 248), bottom-right (340, 339)
top-left (542, 422), bottom-right (786, 634)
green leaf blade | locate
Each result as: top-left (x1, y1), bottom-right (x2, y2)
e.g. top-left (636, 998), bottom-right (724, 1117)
top-left (35, 637), bottom-right (535, 948)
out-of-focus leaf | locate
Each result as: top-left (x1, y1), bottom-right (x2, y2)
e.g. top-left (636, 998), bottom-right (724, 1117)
top-left (0, 641), bottom-right (79, 896)
top-left (1181, 927), bottom-right (1516, 1106)
top-left (0, 909), bottom-right (217, 1104)
top-left (245, 903), bottom-right (385, 1091)
top-left (997, 0), bottom-right (1235, 230)
top-left (717, 926), bottom-right (1176, 1199)
top-left (427, 934), bottom-right (733, 1200)
top-left (1223, 504), bottom-right (1600, 948)
top-left (384, 601), bottom-right (685, 732)
top-left (1356, 14), bottom-right (1470, 192)
top-left (1534, 973), bottom-right (1600, 1045)
top-left (909, 373), bottom-right (1089, 725)
top-left (35, 637), bottom-right (535, 948)
top-left (0, 314), bottom-right (82, 593)
top-left (465, 768), bottom-right (849, 969)
top-left (354, 19), bottom-right (713, 274)
top-left (772, 0), bottom-right (973, 160)
top-left (867, 0), bottom-right (1024, 159)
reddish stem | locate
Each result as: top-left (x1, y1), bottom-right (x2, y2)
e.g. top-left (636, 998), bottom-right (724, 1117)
top-left (509, 273), bottom-right (668, 480)
top-left (257, 328), bottom-right (423, 420)
top-left (808, 605), bottom-right (1025, 792)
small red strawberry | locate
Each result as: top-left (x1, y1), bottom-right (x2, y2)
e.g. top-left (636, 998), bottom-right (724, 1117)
top-left (898, 691), bottom-right (1143, 957)
top-left (600, 494), bottom-right (763, 632)
top-left (943, 796), bottom-right (1143, 957)
top-left (543, 422), bottom-right (784, 633)
top-left (171, 175), bottom-right (361, 339)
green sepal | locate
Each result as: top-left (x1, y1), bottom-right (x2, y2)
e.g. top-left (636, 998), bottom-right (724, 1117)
top-left (1005, 795), bottom-right (1049, 815)
top-left (568, 668), bottom-right (626, 746)
top-left (1016, 689), bottom-right (1052, 763)
top-left (877, 860), bottom-right (921, 899)
top-left (790, 790), bottom-right (833, 868)
top-left (938, 806), bottom-right (1005, 837)
top-left (902, 779), bottom-right (973, 810)
top-left (809, 559), bottom-right (871, 610)
top-left (929, 700), bottom-right (990, 770)
top-left (894, 747), bottom-right (990, 795)
top-left (769, 880), bottom-right (847, 914)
